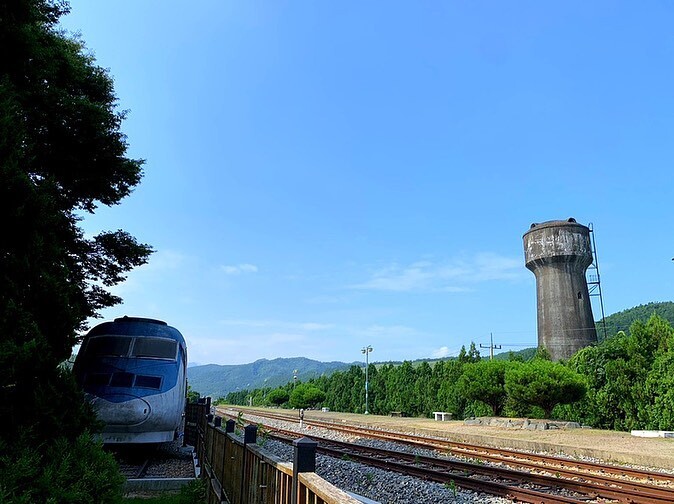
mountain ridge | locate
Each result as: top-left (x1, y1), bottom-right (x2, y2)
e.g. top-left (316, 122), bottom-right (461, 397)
top-left (187, 356), bottom-right (354, 398)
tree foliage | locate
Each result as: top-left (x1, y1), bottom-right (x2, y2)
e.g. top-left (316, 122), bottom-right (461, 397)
top-left (289, 384), bottom-right (326, 409)
top-left (267, 388), bottom-right (290, 406)
top-left (1, 0), bottom-right (151, 500)
top-left (456, 360), bottom-right (509, 416)
top-left (505, 360), bottom-right (586, 418)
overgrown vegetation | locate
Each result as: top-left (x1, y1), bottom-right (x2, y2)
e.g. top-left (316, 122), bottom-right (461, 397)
top-left (1, 1), bottom-right (151, 501)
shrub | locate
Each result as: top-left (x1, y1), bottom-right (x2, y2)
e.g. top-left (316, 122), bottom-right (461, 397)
top-left (0, 433), bottom-right (123, 503)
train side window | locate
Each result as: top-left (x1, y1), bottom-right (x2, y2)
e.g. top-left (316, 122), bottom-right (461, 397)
top-left (131, 338), bottom-right (177, 360)
top-left (110, 372), bottom-right (134, 387)
top-left (135, 375), bottom-right (162, 389)
top-left (86, 336), bottom-right (132, 357)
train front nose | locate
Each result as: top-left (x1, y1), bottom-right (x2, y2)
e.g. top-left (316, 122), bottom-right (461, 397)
top-left (87, 394), bottom-right (151, 426)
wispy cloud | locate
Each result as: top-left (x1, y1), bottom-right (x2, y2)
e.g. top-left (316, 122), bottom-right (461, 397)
top-left (431, 346), bottom-right (451, 358)
top-left (221, 263), bottom-right (258, 275)
top-left (349, 253), bottom-right (524, 292)
top-left (218, 319), bottom-right (334, 332)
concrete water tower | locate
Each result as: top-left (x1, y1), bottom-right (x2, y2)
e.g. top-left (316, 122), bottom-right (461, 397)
top-left (523, 218), bottom-right (597, 361)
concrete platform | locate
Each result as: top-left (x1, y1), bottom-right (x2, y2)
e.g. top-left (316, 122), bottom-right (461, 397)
top-left (631, 430), bottom-right (674, 438)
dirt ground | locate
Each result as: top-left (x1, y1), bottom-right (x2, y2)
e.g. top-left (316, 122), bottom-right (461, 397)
top-left (252, 408), bottom-right (674, 470)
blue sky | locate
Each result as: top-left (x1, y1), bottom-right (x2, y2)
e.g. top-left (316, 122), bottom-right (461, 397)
top-left (61, 1), bottom-right (674, 366)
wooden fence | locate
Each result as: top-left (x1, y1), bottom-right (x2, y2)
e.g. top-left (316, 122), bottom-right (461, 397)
top-left (188, 398), bottom-right (361, 504)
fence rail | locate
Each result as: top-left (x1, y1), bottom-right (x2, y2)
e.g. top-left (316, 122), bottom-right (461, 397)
top-left (187, 398), bottom-right (360, 504)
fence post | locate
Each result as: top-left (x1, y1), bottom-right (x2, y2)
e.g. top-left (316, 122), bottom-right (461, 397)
top-left (240, 424), bottom-right (258, 504)
top-left (244, 424), bottom-right (258, 444)
top-left (219, 418), bottom-right (234, 503)
top-left (225, 419), bottom-right (235, 433)
top-left (211, 416), bottom-right (220, 466)
top-left (291, 437), bottom-right (318, 504)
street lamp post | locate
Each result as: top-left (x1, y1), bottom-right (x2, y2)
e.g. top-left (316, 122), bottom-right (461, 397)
top-left (361, 345), bottom-right (373, 414)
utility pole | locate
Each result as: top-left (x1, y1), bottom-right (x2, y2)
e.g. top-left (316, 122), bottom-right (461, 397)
top-left (480, 333), bottom-right (501, 360)
top-left (361, 345), bottom-right (373, 414)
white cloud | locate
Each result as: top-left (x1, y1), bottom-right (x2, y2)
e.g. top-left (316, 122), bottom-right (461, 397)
top-left (431, 346), bottom-right (451, 358)
top-left (221, 263), bottom-right (258, 275)
top-left (349, 253), bottom-right (525, 293)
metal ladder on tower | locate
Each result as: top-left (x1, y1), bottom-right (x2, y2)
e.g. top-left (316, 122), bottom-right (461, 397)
top-left (586, 222), bottom-right (607, 341)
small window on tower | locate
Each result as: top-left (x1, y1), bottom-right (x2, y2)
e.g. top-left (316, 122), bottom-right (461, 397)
top-left (577, 291), bottom-right (582, 299)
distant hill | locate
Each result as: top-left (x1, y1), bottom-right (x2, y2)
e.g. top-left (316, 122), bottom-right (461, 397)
top-left (596, 301), bottom-right (674, 341)
top-left (496, 301), bottom-right (674, 359)
top-left (187, 357), bottom-right (353, 398)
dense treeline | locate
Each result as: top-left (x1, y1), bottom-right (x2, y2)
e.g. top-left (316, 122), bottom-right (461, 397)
top-left (226, 316), bottom-right (674, 432)
top-left (224, 342), bottom-right (586, 420)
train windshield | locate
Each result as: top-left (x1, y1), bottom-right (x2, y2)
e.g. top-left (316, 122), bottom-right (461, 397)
top-left (85, 336), bottom-right (133, 357)
top-left (131, 337), bottom-right (178, 360)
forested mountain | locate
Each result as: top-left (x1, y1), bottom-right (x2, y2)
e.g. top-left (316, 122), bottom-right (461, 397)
top-left (596, 301), bottom-right (674, 340)
top-left (187, 357), bottom-right (353, 398)
top-left (497, 301), bottom-right (674, 358)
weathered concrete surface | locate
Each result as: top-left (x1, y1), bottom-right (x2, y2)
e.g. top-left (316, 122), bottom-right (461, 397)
top-left (523, 218), bottom-right (597, 360)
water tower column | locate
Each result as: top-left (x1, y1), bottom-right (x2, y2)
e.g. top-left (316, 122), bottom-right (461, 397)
top-left (523, 218), bottom-right (597, 361)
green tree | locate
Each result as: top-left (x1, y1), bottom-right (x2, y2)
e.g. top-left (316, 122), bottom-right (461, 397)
top-left (289, 383), bottom-right (326, 409)
top-left (643, 352), bottom-right (674, 429)
top-left (267, 388), bottom-right (290, 407)
top-left (456, 360), bottom-right (509, 416)
top-left (413, 361), bottom-right (434, 416)
top-left (436, 359), bottom-right (468, 418)
top-left (505, 360), bottom-right (586, 418)
top-left (1, 0), bottom-right (151, 499)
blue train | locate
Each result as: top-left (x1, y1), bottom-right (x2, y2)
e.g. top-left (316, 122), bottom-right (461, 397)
top-left (74, 316), bottom-right (188, 444)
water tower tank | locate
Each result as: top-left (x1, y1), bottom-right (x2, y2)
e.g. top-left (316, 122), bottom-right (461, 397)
top-left (523, 218), bottom-right (597, 360)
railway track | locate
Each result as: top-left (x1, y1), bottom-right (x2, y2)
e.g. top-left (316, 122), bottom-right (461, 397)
top-left (221, 408), bottom-right (674, 504)
top-left (236, 408), bottom-right (674, 484)
top-left (110, 442), bottom-right (195, 480)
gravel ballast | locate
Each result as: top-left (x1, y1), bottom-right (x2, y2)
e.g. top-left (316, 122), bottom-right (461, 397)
top-left (239, 412), bottom-right (514, 504)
